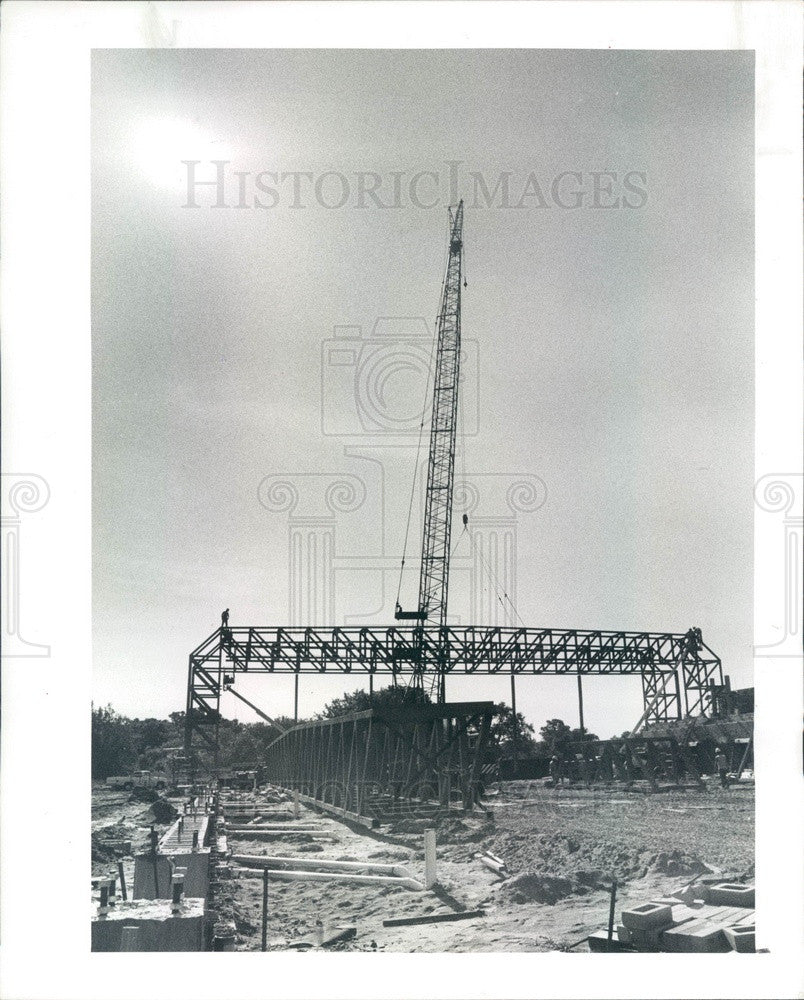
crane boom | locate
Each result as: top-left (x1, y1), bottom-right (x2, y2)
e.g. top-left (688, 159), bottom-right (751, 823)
top-left (394, 202), bottom-right (465, 699)
top-left (418, 201), bottom-right (464, 628)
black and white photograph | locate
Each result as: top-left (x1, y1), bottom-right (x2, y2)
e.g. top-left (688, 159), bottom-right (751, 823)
top-left (1, 3), bottom-right (801, 999)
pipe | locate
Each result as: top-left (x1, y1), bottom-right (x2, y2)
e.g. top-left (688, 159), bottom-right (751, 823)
top-left (235, 865), bottom-right (423, 891)
top-left (226, 825), bottom-right (322, 834)
top-left (231, 853), bottom-right (403, 875)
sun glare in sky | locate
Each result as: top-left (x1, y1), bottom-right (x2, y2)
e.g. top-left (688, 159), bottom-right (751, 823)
top-left (131, 117), bottom-right (232, 188)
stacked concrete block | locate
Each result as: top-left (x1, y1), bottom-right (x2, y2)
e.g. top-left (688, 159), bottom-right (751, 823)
top-left (621, 903), bottom-right (674, 931)
top-left (620, 902), bottom-right (674, 950)
top-left (661, 919), bottom-right (732, 953)
top-left (705, 883), bottom-right (755, 907)
top-left (723, 923), bottom-right (756, 953)
top-left (659, 906), bottom-right (752, 953)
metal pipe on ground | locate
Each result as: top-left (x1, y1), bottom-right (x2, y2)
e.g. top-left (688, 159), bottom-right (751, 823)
top-left (227, 825), bottom-right (322, 834)
top-left (231, 854), bottom-right (404, 875)
top-left (235, 865), bottom-right (423, 891)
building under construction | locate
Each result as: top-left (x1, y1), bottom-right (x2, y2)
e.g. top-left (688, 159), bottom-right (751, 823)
top-left (184, 201), bottom-right (734, 804)
top-left (92, 204), bottom-right (753, 954)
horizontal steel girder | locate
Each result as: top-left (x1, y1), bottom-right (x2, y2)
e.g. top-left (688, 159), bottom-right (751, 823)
top-left (189, 625), bottom-right (721, 676)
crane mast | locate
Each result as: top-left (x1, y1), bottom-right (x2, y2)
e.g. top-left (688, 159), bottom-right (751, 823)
top-left (419, 200), bottom-right (464, 627)
top-left (396, 201), bottom-right (465, 690)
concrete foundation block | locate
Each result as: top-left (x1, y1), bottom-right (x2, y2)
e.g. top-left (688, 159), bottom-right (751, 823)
top-left (92, 898), bottom-right (206, 952)
top-left (616, 923), bottom-right (632, 944)
top-left (724, 923), bottom-right (755, 953)
top-left (621, 902), bottom-right (673, 932)
top-left (706, 883), bottom-right (754, 908)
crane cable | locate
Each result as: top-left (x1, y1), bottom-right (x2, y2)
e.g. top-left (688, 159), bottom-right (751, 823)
top-left (468, 527), bottom-right (527, 628)
top-left (423, 523), bottom-right (472, 699)
top-left (457, 238), bottom-right (469, 527)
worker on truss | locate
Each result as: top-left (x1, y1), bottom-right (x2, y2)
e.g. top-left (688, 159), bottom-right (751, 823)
top-left (221, 608), bottom-right (230, 628)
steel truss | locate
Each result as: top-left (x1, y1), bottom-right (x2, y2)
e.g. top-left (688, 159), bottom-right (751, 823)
top-left (552, 736), bottom-right (705, 792)
top-left (185, 625), bottom-right (722, 758)
top-left (417, 200), bottom-right (464, 631)
top-left (262, 701), bottom-right (495, 825)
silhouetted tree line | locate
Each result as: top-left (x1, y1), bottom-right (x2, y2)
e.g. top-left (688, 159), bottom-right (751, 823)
top-left (92, 694), bottom-right (601, 779)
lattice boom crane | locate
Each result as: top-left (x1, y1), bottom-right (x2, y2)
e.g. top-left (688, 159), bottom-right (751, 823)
top-left (396, 200), bottom-right (465, 634)
top-left (184, 199), bottom-right (725, 760)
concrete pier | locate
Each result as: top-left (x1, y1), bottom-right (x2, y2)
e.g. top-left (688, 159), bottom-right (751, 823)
top-left (133, 814), bottom-right (211, 899)
top-left (91, 898), bottom-right (206, 951)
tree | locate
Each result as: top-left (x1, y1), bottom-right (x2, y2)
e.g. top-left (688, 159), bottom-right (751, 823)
top-left (320, 684), bottom-right (432, 719)
top-left (91, 704), bottom-right (136, 778)
top-left (569, 727), bottom-right (599, 744)
top-left (488, 703), bottom-right (537, 755)
top-left (134, 717), bottom-right (173, 754)
top-left (538, 718), bottom-right (573, 754)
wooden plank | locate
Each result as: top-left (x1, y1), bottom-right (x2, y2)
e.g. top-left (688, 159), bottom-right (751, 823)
top-left (383, 909), bottom-right (486, 928)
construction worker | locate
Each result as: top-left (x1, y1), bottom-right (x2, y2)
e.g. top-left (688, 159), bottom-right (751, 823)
top-left (714, 746), bottom-right (729, 788)
top-left (549, 754), bottom-right (562, 788)
top-left (462, 513), bottom-right (468, 528)
top-left (221, 608), bottom-right (230, 629)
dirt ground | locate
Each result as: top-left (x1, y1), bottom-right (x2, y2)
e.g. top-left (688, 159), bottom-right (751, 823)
top-left (91, 782), bottom-right (182, 895)
top-left (217, 777), bottom-right (754, 952)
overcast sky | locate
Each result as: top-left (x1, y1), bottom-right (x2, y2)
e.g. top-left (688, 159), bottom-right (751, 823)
top-left (92, 48), bottom-right (753, 737)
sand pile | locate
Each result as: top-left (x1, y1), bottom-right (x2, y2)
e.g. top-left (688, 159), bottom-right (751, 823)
top-left (483, 830), bottom-right (716, 891)
top-left (146, 797), bottom-right (178, 824)
top-left (502, 873), bottom-right (576, 905)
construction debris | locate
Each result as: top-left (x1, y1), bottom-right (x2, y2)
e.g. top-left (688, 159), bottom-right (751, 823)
top-left (476, 850), bottom-right (510, 880)
top-left (382, 909), bottom-right (486, 928)
top-left (588, 881), bottom-right (756, 953)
